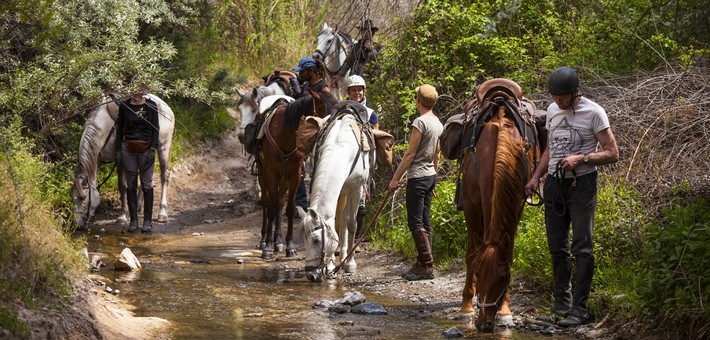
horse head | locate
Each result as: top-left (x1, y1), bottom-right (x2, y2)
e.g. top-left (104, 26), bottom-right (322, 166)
top-left (302, 208), bottom-right (339, 282)
top-left (238, 83), bottom-right (288, 144)
top-left (237, 87), bottom-right (259, 144)
top-left (314, 23), bottom-right (354, 77)
top-left (473, 244), bottom-right (511, 332)
top-left (70, 169), bottom-right (99, 230)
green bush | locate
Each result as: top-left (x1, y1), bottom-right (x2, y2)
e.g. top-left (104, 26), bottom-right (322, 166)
top-left (634, 184), bottom-right (709, 337)
top-left (0, 120), bottom-right (87, 335)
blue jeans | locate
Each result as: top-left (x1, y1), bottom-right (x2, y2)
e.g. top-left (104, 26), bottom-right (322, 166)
top-left (405, 175), bottom-right (436, 234)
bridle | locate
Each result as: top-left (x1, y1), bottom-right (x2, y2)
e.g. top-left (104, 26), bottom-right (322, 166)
top-left (314, 30), bottom-right (349, 76)
top-left (476, 284), bottom-right (507, 310)
top-left (304, 212), bottom-right (340, 279)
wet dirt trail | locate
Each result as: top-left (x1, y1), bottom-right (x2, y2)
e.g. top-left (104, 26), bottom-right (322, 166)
top-left (84, 132), bottom-right (572, 339)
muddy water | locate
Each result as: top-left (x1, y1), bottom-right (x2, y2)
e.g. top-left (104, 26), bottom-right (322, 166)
top-left (90, 231), bottom-right (565, 339)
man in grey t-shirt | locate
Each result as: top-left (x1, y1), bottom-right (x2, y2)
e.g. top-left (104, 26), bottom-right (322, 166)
top-left (525, 66), bottom-right (619, 327)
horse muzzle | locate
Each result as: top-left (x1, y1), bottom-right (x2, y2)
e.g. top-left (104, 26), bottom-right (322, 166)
top-left (305, 266), bottom-right (324, 282)
top-left (475, 320), bottom-right (495, 333)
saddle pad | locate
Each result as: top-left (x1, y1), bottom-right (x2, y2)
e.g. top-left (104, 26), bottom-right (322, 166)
top-left (256, 95), bottom-right (294, 140)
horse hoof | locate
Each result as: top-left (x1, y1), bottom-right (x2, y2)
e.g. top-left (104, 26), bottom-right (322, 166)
top-left (285, 249), bottom-right (297, 257)
top-left (157, 214), bottom-right (168, 223)
top-left (275, 244), bottom-right (284, 253)
top-left (116, 218), bottom-right (128, 226)
top-left (496, 314), bottom-right (515, 327)
top-left (261, 250), bottom-right (272, 260)
top-left (258, 242), bottom-right (266, 250)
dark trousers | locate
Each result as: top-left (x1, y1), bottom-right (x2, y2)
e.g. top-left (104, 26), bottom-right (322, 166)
top-left (543, 171), bottom-right (597, 317)
top-left (121, 144), bottom-right (155, 191)
top-left (296, 161), bottom-right (308, 209)
top-left (405, 175), bottom-right (436, 234)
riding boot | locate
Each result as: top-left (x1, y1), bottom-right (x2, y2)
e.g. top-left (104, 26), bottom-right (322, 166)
top-left (403, 228), bottom-right (434, 281)
top-left (127, 189), bottom-right (139, 233)
top-left (141, 188), bottom-right (154, 233)
top-left (570, 255), bottom-right (594, 319)
top-left (551, 256), bottom-right (572, 316)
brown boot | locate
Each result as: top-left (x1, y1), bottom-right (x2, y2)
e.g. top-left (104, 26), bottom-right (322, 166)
top-left (403, 228), bottom-right (434, 281)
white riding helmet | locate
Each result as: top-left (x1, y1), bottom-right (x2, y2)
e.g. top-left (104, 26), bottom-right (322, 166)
top-left (348, 75), bottom-right (366, 89)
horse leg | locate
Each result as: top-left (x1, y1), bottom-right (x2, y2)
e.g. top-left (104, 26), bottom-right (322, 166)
top-left (258, 176), bottom-right (268, 249)
top-left (116, 165), bottom-right (129, 226)
top-left (259, 205), bottom-right (268, 250)
top-left (461, 153), bottom-right (485, 313)
top-left (496, 290), bottom-right (515, 327)
top-left (284, 181), bottom-right (298, 257)
top-left (262, 200), bottom-right (277, 260)
top-left (273, 204), bottom-right (284, 253)
top-left (157, 147), bottom-right (170, 222)
top-left (340, 193), bottom-right (358, 273)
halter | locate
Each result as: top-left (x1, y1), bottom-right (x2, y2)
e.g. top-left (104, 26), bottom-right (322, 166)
top-left (476, 286), bottom-right (507, 309)
top-left (304, 212), bottom-right (340, 279)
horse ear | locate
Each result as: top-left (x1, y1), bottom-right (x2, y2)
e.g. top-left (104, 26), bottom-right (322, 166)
top-left (237, 88), bottom-right (247, 98)
top-left (322, 22), bottom-right (329, 30)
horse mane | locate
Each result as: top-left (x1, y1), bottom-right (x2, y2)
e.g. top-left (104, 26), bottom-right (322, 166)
top-left (75, 104), bottom-right (108, 181)
top-left (283, 90), bottom-right (339, 129)
top-left (487, 106), bottom-right (528, 264)
top-left (309, 114), bottom-right (357, 203)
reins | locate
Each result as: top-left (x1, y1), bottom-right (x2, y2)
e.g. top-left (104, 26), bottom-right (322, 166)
top-left (550, 160), bottom-right (577, 217)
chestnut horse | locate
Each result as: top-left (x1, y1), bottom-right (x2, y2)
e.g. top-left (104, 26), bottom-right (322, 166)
top-left (458, 79), bottom-right (543, 332)
top-left (256, 89), bottom-right (339, 260)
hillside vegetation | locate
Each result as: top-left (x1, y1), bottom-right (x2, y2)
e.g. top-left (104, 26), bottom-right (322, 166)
top-left (1, 0), bottom-right (707, 338)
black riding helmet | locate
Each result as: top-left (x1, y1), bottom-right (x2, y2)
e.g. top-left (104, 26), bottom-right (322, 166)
top-left (548, 66), bottom-right (579, 95)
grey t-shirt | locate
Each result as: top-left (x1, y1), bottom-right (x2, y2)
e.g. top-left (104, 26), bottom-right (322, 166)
top-left (408, 114), bottom-right (444, 179)
top-left (546, 97), bottom-right (610, 177)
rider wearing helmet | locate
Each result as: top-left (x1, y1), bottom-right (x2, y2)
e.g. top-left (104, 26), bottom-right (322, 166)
top-left (347, 75), bottom-right (379, 129)
top-left (547, 66), bottom-right (580, 110)
top-left (346, 75), bottom-right (380, 252)
top-left (525, 66), bottom-right (619, 327)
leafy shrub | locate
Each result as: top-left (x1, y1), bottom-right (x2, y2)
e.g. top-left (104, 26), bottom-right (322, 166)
top-left (0, 120), bottom-right (86, 335)
top-left (634, 184), bottom-right (709, 338)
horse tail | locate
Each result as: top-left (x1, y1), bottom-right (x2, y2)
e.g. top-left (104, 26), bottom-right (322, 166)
top-left (488, 105), bottom-right (527, 264)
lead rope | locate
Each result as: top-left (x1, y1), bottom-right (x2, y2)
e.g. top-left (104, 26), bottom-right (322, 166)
top-left (551, 160), bottom-right (577, 217)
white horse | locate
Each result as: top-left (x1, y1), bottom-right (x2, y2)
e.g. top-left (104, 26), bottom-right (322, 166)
top-left (313, 22), bottom-right (355, 100)
top-left (71, 94), bottom-right (175, 230)
top-left (302, 100), bottom-right (372, 282)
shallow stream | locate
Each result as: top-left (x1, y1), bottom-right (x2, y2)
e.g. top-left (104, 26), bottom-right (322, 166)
top-left (89, 230), bottom-right (569, 339)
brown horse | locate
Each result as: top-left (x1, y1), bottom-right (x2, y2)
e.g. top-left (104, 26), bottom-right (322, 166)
top-left (257, 89), bottom-right (339, 260)
top-left (458, 79), bottom-right (543, 332)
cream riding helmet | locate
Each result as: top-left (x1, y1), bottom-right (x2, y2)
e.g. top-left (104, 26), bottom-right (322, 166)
top-left (348, 75), bottom-right (366, 89)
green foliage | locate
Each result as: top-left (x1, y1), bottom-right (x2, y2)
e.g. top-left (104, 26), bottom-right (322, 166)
top-left (0, 121), bottom-right (87, 335)
top-left (429, 179), bottom-right (467, 265)
top-left (514, 204), bottom-right (550, 288)
top-left (634, 184), bottom-right (709, 337)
